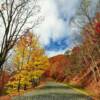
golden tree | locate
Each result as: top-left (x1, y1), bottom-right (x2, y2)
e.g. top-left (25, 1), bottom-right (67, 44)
top-left (6, 31), bottom-right (49, 93)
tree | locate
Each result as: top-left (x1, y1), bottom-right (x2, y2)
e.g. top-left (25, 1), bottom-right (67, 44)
top-left (74, 0), bottom-right (100, 83)
top-left (0, 0), bottom-right (41, 71)
top-left (6, 32), bottom-right (49, 93)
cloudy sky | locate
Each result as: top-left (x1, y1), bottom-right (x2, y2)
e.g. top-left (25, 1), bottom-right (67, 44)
top-left (0, 0), bottom-right (98, 57)
top-left (33, 0), bottom-right (82, 57)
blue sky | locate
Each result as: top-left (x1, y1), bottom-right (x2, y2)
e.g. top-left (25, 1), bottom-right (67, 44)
top-left (45, 37), bottom-right (70, 51)
top-left (33, 0), bottom-right (98, 57)
top-left (0, 0), bottom-right (82, 57)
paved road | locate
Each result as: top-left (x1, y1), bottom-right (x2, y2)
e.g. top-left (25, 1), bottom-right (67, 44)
top-left (12, 82), bottom-right (92, 100)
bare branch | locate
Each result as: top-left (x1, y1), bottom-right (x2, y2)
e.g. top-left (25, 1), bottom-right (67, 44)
top-left (0, 0), bottom-right (41, 70)
top-left (0, 10), bottom-right (6, 28)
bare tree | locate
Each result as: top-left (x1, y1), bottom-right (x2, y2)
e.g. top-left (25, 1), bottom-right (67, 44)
top-left (0, 0), bottom-right (41, 71)
top-left (74, 0), bottom-right (100, 83)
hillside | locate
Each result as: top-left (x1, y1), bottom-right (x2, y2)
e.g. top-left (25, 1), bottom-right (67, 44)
top-left (48, 55), bottom-right (71, 81)
top-left (47, 54), bottom-right (100, 99)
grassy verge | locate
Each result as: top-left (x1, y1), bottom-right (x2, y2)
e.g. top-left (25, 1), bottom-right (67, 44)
top-left (64, 83), bottom-right (90, 96)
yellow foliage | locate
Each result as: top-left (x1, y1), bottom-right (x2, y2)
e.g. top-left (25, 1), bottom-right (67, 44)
top-left (6, 32), bottom-right (50, 94)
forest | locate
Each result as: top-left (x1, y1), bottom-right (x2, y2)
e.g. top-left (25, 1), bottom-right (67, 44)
top-left (0, 0), bottom-right (100, 100)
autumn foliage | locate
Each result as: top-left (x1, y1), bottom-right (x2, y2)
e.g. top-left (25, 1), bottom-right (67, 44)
top-left (0, 71), bottom-right (10, 91)
top-left (6, 32), bottom-right (50, 93)
top-left (95, 22), bottom-right (100, 34)
top-left (44, 12), bottom-right (100, 98)
top-left (67, 12), bottom-right (100, 97)
top-left (49, 55), bottom-right (71, 81)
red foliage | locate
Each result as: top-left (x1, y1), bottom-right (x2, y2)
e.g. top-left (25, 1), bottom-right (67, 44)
top-left (95, 22), bottom-right (100, 34)
top-left (0, 95), bottom-right (11, 100)
top-left (43, 70), bottom-right (50, 77)
top-left (0, 71), bottom-right (10, 90)
top-left (49, 55), bottom-right (70, 64)
top-left (72, 47), bottom-right (80, 54)
top-left (48, 55), bottom-right (71, 81)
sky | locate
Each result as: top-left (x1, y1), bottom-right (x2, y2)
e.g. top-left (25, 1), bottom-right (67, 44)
top-left (0, 0), bottom-right (99, 57)
top-left (33, 0), bottom-right (82, 57)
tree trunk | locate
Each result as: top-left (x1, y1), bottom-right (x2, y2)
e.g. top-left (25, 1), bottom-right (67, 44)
top-left (24, 84), bottom-right (27, 90)
top-left (0, 61), bottom-right (5, 71)
top-left (17, 79), bottom-right (21, 92)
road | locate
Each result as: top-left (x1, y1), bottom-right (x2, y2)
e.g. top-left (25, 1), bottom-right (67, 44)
top-left (12, 82), bottom-right (92, 100)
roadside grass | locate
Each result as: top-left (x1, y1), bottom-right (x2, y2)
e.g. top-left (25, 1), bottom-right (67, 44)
top-left (64, 83), bottom-right (91, 96)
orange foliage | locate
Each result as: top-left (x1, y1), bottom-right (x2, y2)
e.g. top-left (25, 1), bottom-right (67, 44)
top-left (95, 22), bottom-right (100, 34)
top-left (48, 55), bottom-right (71, 81)
top-left (0, 71), bottom-right (10, 90)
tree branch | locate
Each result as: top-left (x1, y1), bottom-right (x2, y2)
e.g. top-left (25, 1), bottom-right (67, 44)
top-left (0, 10), bottom-right (6, 28)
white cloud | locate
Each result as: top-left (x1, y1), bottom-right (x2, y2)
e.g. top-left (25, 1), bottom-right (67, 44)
top-left (46, 45), bottom-right (75, 57)
top-left (0, 0), bottom-right (97, 57)
top-left (33, 0), bottom-right (81, 46)
top-left (0, 0), bottom-right (81, 49)
top-left (55, 0), bottom-right (80, 21)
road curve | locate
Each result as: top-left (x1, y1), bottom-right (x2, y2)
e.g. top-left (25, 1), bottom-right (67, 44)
top-left (12, 82), bottom-right (92, 100)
